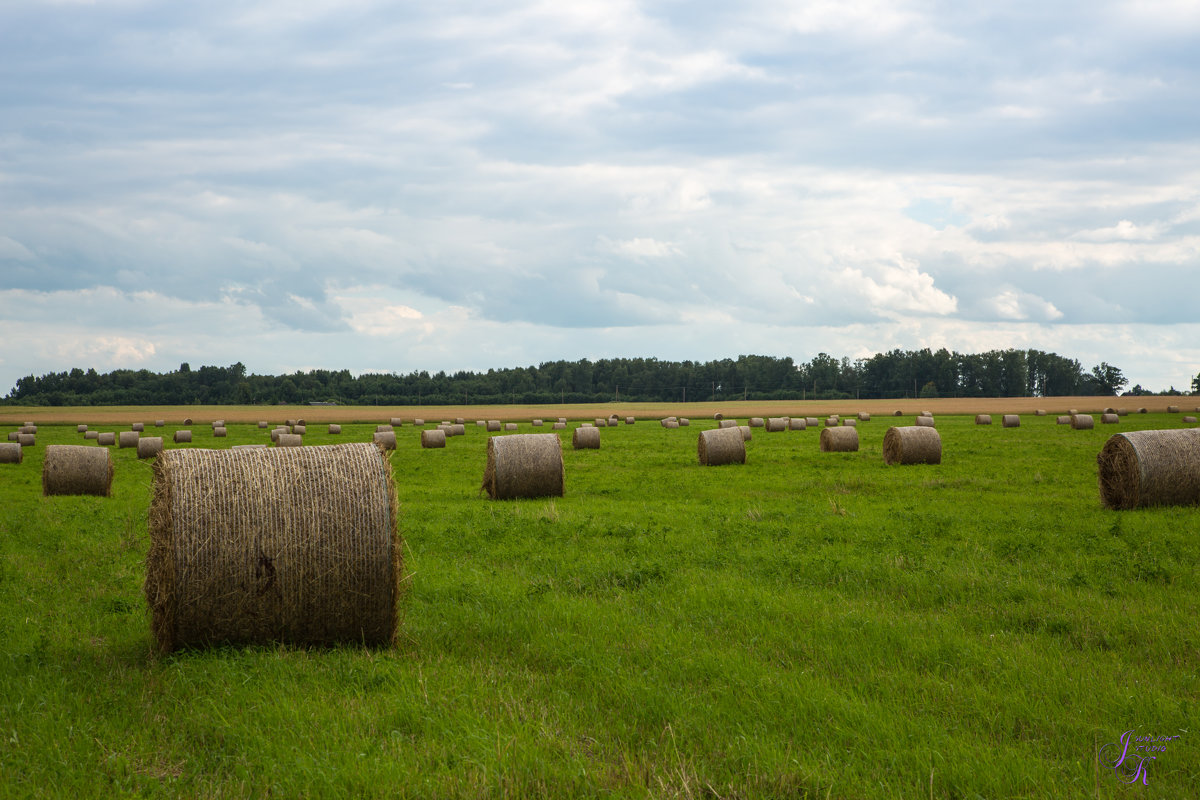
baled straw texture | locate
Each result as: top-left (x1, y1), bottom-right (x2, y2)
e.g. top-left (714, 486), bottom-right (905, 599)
top-left (20, 425), bottom-right (37, 434)
top-left (921, 411), bottom-right (933, 418)
top-left (213, 420), bottom-right (226, 429)
top-left (232, 445), bottom-right (268, 450)
top-left (805, 417), bottom-right (819, 427)
top-left (505, 423), bottom-right (518, 431)
top-left (213, 427), bottom-right (227, 438)
top-left (625, 417), bottom-right (635, 424)
top-left (532, 419), bottom-right (543, 426)
top-left (18, 434), bottom-right (35, 447)
top-left (84, 431), bottom-right (99, 440)
top-left (0, 443), bottom-right (21, 464)
top-left (1101, 413), bottom-right (1119, 424)
top-left (487, 420), bottom-right (501, 432)
top-left (594, 418), bottom-right (607, 427)
top-left (841, 419), bottom-right (858, 427)
top-left (77, 424), bottom-right (88, 433)
top-left (119, 431), bottom-right (140, 448)
top-left (390, 418), bottom-right (403, 427)
top-left (573, 426), bottom-right (601, 449)
top-left (258, 421), bottom-right (269, 428)
top-left (678, 419), bottom-right (690, 426)
top-left (329, 424), bottom-right (342, 434)
top-left (155, 420), bottom-right (165, 427)
top-left (421, 429), bottom-right (446, 448)
top-left (893, 410), bottom-right (903, 417)
top-left (749, 417), bottom-right (765, 428)
top-left (1072, 415), bottom-right (1094, 430)
top-left (1183, 416), bottom-right (1198, 424)
top-left (481, 433), bottom-right (564, 499)
top-left (372, 431), bottom-right (396, 450)
top-left (1035, 409), bottom-right (1047, 416)
top-left (97, 432), bottom-right (115, 445)
top-left (1097, 428), bottom-right (1200, 510)
top-left (607, 417), bottom-right (618, 427)
top-left (552, 422), bottom-right (566, 430)
top-left (739, 425), bottom-right (752, 441)
top-left (1056, 416), bottom-right (1072, 425)
top-left (697, 426), bottom-right (746, 466)
top-left (455, 418), bottom-right (465, 425)
top-left (766, 418), bottom-right (787, 432)
top-left (277, 433), bottom-right (304, 447)
top-left (824, 417), bottom-right (838, 427)
top-left (883, 426), bottom-right (941, 465)
top-left (448, 424), bottom-right (465, 436)
top-left (415, 419), bottom-right (426, 426)
top-left (975, 415), bottom-right (992, 425)
top-left (292, 425), bottom-right (307, 435)
top-left (719, 420), bottom-right (737, 429)
top-left (915, 416), bottom-right (935, 428)
top-left (858, 412), bottom-right (871, 421)
top-left (789, 418), bottom-right (806, 430)
top-left (1167, 405), bottom-right (1180, 414)
top-left (137, 437), bottom-right (164, 460)
top-left (820, 427), bottom-right (859, 452)
top-left (43, 445), bottom-right (112, 496)
top-left (132, 423), bottom-right (145, 432)
top-left (144, 443), bottom-right (400, 652)
top-left (1002, 415), bottom-right (1020, 428)
top-left (663, 420), bottom-right (680, 429)
top-left (1103, 407), bottom-right (1115, 414)
top-left (174, 430), bottom-right (192, 443)
top-left (270, 427), bottom-right (288, 442)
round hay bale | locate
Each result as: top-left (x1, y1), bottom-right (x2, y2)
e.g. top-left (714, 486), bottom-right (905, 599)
top-left (291, 425), bottom-right (307, 435)
top-left (1103, 407), bottom-right (1115, 415)
top-left (97, 432), bottom-right (116, 446)
top-left (882, 426), bottom-right (942, 465)
top-left (766, 418), bottom-right (787, 432)
top-left (1035, 409), bottom-right (1047, 416)
top-left (119, 431), bottom-right (140, 448)
top-left (975, 414), bottom-right (992, 425)
top-left (819, 427), bottom-right (859, 452)
top-left (660, 418), bottom-right (671, 427)
top-left (328, 424), bottom-right (342, 434)
top-left (270, 427), bottom-right (288, 442)
top-left (144, 443), bottom-right (399, 651)
top-left (421, 429), bottom-right (446, 449)
top-left (1056, 416), bottom-right (1071, 425)
top-left (1101, 413), bottom-right (1119, 424)
top-left (504, 423), bottom-right (518, 432)
top-left (20, 425), bottom-right (37, 434)
top-left (296, 419), bottom-right (305, 426)
top-left (174, 430), bottom-right (192, 443)
top-left (713, 412), bottom-right (723, 420)
top-left (719, 420), bottom-right (737, 429)
top-left (1182, 416), bottom-right (1197, 424)
top-left (77, 424), bottom-right (88, 433)
top-left (1138, 408), bottom-right (1147, 414)
top-left (920, 411), bottom-right (933, 418)
top-left (893, 410), bottom-right (903, 417)
top-left (449, 424), bottom-right (466, 436)
top-left (606, 417), bottom-right (618, 427)
top-left (372, 431), bottom-right (396, 450)
top-left (131, 422), bottom-right (145, 432)
top-left (738, 425), bottom-right (752, 441)
top-left (1072, 415), bottom-right (1094, 430)
top-left (1098, 428), bottom-right (1200, 509)
top-left (532, 419), bottom-right (544, 427)
top-left (486, 420), bottom-right (501, 432)
top-left (573, 426), bottom-right (601, 449)
top-left (552, 422), bottom-right (566, 430)
top-left (475, 420), bottom-right (485, 427)
top-left (454, 418), bottom-right (465, 425)
top-left (789, 418), bottom-right (807, 430)
top-left (678, 419), bottom-right (690, 426)
top-left (137, 437), bottom-right (164, 460)
top-left (84, 431), bottom-right (99, 440)
top-left (258, 421), bottom-right (269, 428)
top-left (10, 431), bottom-right (21, 440)
top-left (183, 418), bottom-right (192, 425)
top-left (375, 424), bottom-right (392, 433)
top-left (155, 420), bottom-right (165, 427)
top-left (557, 418), bottom-right (567, 424)
top-left (415, 419), bottom-right (426, 426)
top-left (804, 417), bottom-right (818, 427)
top-left (1068, 409), bottom-right (1079, 416)
top-left (1002, 415), bottom-right (1020, 428)
top-left (915, 416), bottom-right (935, 428)
top-left (1167, 405), bottom-right (1180, 414)
top-left (278, 433), bottom-right (304, 448)
top-left (841, 419), bottom-right (857, 427)
top-left (390, 418), bottom-right (403, 427)
top-left (594, 418), bottom-right (607, 427)
top-left (232, 444), bottom-right (268, 450)
top-left (481, 433), bottom-right (564, 499)
top-left (749, 417), bottom-right (765, 428)
top-left (22, 421), bottom-right (33, 427)
top-left (43, 445), bottom-right (113, 496)
top-left (858, 412), bottom-right (870, 421)
top-left (625, 417), bottom-right (635, 424)
top-left (0, 443), bottom-right (22, 464)
top-left (212, 420), bottom-right (225, 429)
top-left (213, 427), bottom-right (227, 438)
top-left (1117, 409), bottom-right (1128, 416)
top-left (664, 420), bottom-right (680, 429)
top-left (18, 433), bottom-right (35, 447)
top-left (698, 426), bottom-right (746, 466)
top-left (824, 417), bottom-right (837, 427)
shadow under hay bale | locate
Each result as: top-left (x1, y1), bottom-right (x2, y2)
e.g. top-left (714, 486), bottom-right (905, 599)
top-left (137, 437), bottom-right (164, 460)
top-left (820, 427), bottom-right (859, 452)
top-left (1072, 414), bottom-right (1094, 430)
top-left (1098, 429), bottom-right (1200, 510)
top-left (698, 426), bottom-right (746, 466)
top-left (421, 429), bottom-right (446, 448)
top-left (482, 433), bottom-right (564, 499)
top-left (573, 426), bottom-right (601, 449)
top-left (975, 414), bottom-right (992, 425)
top-left (144, 443), bottom-right (400, 652)
top-left (43, 445), bottom-right (112, 496)
top-left (883, 426), bottom-right (941, 465)
top-left (174, 430), bottom-right (192, 443)
top-left (1002, 415), bottom-right (1020, 428)
top-left (0, 443), bottom-right (21, 464)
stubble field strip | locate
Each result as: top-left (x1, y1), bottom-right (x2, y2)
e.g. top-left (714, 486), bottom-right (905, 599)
top-left (0, 412), bottom-right (1196, 798)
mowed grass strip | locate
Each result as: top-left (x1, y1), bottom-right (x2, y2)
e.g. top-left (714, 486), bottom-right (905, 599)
top-left (0, 415), bottom-right (1196, 798)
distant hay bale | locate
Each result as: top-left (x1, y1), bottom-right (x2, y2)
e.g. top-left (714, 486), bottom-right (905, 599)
top-left (893, 410), bottom-right (903, 417)
top-left (573, 426), bottom-right (601, 449)
top-left (119, 431), bottom-right (140, 448)
top-left (421, 429), bottom-right (446, 449)
top-left (43, 445), bottom-right (113, 496)
top-left (0, 443), bottom-right (21, 464)
top-left (1138, 408), bottom-right (1147, 414)
top-left (297, 419), bottom-right (306, 426)
top-left (882, 426), bottom-right (941, 465)
top-left (819, 427), bottom-right (859, 452)
top-left (1068, 409), bottom-right (1079, 416)
top-left (77, 424), bottom-right (88, 433)
top-left (505, 423), bottom-right (518, 431)
top-left (1117, 409), bottom-right (1128, 416)
top-left (1056, 416), bottom-right (1071, 425)
top-left (448, 424), bottom-right (465, 436)
top-left (375, 425), bottom-right (393, 433)
top-left (328, 424), bottom-right (341, 434)
top-left (921, 411), bottom-right (933, 418)
top-left (915, 416), bottom-right (936, 428)
top-left (1072, 414), bottom-right (1095, 430)
top-left (713, 412), bottom-right (724, 420)
top-left (805, 417), bottom-right (819, 427)
top-left (278, 433), bottom-right (304, 448)
top-left (174, 430), bottom-right (192, 443)
top-left (183, 418), bottom-right (192, 425)
top-left (1167, 405), bottom-right (1180, 414)
top-left (719, 420), bottom-right (737, 429)
top-left (270, 427), bottom-right (288, 442)
top-left (475, 420), bottom-right (485, 427)
top-left (766, 418), bottom-right (787, 432)
top-left (1103, 407), bottom-right (1115, 414)
top-left (841, 419), bottom-right (857, 427)
top-left (8, 431), bottom-right (19, 441)
top-left (372, 431), bottom-right (396, 450)
top-left (678, 419), bottom-right (690, 426)
top-left (258, 421), bottom-right (268, 428)
top-left (212, 420), bottom-right (225, 429)
top-left (1035, 409), bottom-right (1047, 416)
top-left (1101, 413), bottom-right (1119, 424)
top-left (824, 417), bottom-right (837, 427)
top-left (975, 414), bottom-right (992, 425)
top-left (664, 420), bottom-right (680, 429)
top-left (144, 443), bottom-right (399, 651)
top-left (155, 420), bottom-right (164, 427)
top-left (454, 418), bottom-right (464, 425)
top-left (390, 418), bottom-right (403, 427)
top-left (858, 412), bottom-right (870, 421)
top-left (415, 419), bottom-right (426, 426)
top-left (481, 433), bottom-right (564, 499)
top-left (749, 417), bottom-right (765, 428)
top-left (20, 425), bottom-right (37, 434)
top-left (292, 425), bottom-right (306, 435)
top-left (1002, 415), bottom-right (1020, 428)
top-left (698, 426), bottom-right (746, 466)
top-left (137, 437), bottom-right (164, 459)
top-left (487, 420), bottom-right (501, 432)
top-left (789, 418), bottom-right (806, 430)
top-left (84, 431), bottom-right (99, 440)
top-left (625, 416), bottom-right (635, 424)
top-left (213, 427), bottom-right (227, 438)
top-left (1182, 416), bottom-right (1197, 424)
top-left (558, 418), bottom-right (567, 424)
top-left (552, 422), bottom-right (566, 430)
top-left (97, 432), bottom-right (116, 446)
top-left (532, 419), bottom-right (543, 427)
top-left (607, 417), bottom-right (618, 427)
top-left (739, 425), bottom-right (752, 441)
top-left (18, 434), bottom-right (35, 447)
top-left (1097, 428), bottom-right (1200, 510)
top-left (594, 418), bottom-right (607, 427)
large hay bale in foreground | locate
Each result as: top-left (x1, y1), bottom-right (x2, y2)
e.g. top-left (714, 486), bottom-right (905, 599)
top-left (1097, 429), bottom-right (1200, 510)
top-left (43, 445), bottom-right (112, 496)
top-left (883, 426), bottom-right (941, 465)
top-left (481, 434), bottom-right (564, 499)
top-left (1072, 414), bottom-right (1094, 430)
top-left (573, 426), bottom-right (601, 449)
top-left (975, 414), bottom-right (992, 425)
top-left (145, 443), bottom-right (400, 651)
top-left (0, 443), bottom-right (21, 464)
top-left (137, 437), bottom-right (164, 460)
top-left (820, 427), bottom-right (859, 452)
top-left (421, 429), bottom-right (446, 449)
top-left (1002, 415), bottom-right (1020, 428)
top-left (119, 431), bottom-right (140, 448)
top-left (174, 430), bottom-right (192, 443)
top-left (97, 432), bottom-right (116, 446)
top-left (1101, 413), bottom-right (1119, 424)
top-left (698, 426), bottom-right (746, 466)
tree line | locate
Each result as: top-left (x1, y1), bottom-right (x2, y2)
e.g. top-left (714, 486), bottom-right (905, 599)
top-left (2, 348), bottom-right (1179, 407)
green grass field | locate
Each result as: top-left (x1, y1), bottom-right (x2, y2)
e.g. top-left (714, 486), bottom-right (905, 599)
top-left (1, 414), bottom-right (1196, 798)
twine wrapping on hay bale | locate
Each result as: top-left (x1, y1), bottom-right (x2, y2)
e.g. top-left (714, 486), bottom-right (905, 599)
top-left (43, 445), bottom-right (112, 496)
top-left (975, 415), bottom-right (992, 425)
top-left (749, 417), bottom-right (765, 428)
top-left (77, 424), bottom-right (88, 433)
top-left (174, 430), bottom-right (192, 443)
top-left (698, 426), bottom-right (746, 466)
top-left (882, 426), bottom-right (941, 465)
top-left (278, 433), bottom-right (304, 448)
top-left (1002, 415), bottom-right (1020, 428)
top-left (481, 433), bottom-right (564, 499)
top-left (487, 420), bottom-right (501, 432)
top-left (504, 423), bottom-right (518, 431)
top-left (1097, 428), bottom-right (1200, 510)
top-left (766, 418), bottom-right (787, 432)
top-left (421, 429), bottom-right (446, 449)
top-left (819, 427), bottom-right (859, 452)
top-left (119, 431), bottom-right (140, 448)
top-left (373, 431), bottom-right (396, 450)
top-left (789, 418), bottom-right (807, 430)
top-left (1056, 416), bottom-right (1072, 425)
top-left (1101, 413), bottom-right (1119, 424)
top-left (213, 427), bottom-right (228, 438)
top-left (552, 422), bottom-right (566, 430)
top-left (719, 420), bottom-right (737, 429)
top-left (84, 431), bottom-right (99, 440)
top-left (573, 426), bottom-right (601, 449)
top-left (97, 432), bottom-right (115, 446)
top-left (144, 443), bottom-right (400, 651)
top-left (328, 424), bottom-right (341, 434)
top-left (137, 437), bottom-right (164, 460)
top-left (738, 425), bottom-right (752, 441)
top-left (1072, 415), bottom-right (1094, 430)
top-left (915, 416), bottom-right (935, 428)
top-left (18, 433), bottom-right (35, 447)
top-left (0, 443), bottom-right (21, 464)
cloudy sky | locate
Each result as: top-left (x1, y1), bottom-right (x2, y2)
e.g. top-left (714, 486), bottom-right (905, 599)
top-left (2, 0), bottom-right (1198, 395)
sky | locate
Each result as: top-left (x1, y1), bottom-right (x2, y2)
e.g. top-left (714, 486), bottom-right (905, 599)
top-left (2, 0), bottom-right (1198, 396)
